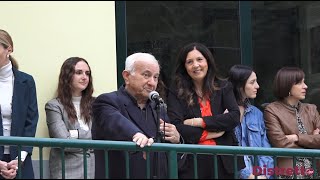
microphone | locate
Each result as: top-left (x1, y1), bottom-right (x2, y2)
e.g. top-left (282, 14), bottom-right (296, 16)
top-left (148, 91), bottom-right (164, 104)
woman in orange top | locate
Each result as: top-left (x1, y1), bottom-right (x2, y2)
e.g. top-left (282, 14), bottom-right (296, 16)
top-left (167, 42), bottom-right (244, 179)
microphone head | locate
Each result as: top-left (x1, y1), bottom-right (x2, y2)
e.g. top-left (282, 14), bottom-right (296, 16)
top-left (148, 91), bottom-right (159, 101)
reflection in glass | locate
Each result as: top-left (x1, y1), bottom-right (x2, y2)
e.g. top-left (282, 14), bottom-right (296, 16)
top-left (126, 1), bottom-right (240, 91)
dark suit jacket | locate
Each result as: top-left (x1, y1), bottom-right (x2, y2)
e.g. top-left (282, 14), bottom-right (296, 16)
top-left (92, 86), bottom-right (169, 179)
top-left (0, 68), bottom-right (39, 179)
top-left (167, 80), bottom-right (244, 178)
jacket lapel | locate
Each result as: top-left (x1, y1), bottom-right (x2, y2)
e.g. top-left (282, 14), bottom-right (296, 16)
top-left (191, 91), bottom-right (217, 117)
top-left (119, 88), bottom-right (155, 138)
top-left (210, 91), bottom-right (218, 115)
top-left (191, 95), bottom-right (201, 117)
top-left (0, 110), bottom-right (3, 136)
top-left (10, 69), bottom-right (26, 136)
top-left (150, 101), bottom-right (160, 131)
top-left (126, 104), bottom-right (150, 133)
top-left (0, 111), bottom-right (3, 157)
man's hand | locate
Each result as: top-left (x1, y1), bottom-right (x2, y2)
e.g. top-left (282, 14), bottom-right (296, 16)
top-left (132, 132), bottom-right (154, 148)
top-left (159, 119), bottom-right (180, 143)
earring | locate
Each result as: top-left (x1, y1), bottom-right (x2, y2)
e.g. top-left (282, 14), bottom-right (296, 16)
top-left (289, 92), bottom-right (291, 96)
top-left (7, 54), bottom-right (9, 58)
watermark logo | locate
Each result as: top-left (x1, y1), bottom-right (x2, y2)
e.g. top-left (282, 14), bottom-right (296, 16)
top-left (253, 165), bottom-right (314, 176)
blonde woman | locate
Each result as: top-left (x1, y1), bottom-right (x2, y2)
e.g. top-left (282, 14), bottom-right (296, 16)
top-left (0, 29), bottom-right (39, 179)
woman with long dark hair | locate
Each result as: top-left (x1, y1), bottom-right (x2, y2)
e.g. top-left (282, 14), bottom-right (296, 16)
top-left (167, 42), bottom-right (244, 179)
top-left (45, 57), bottom-right (95, 179)
top-left (229, 65), bottom-right (274, 179)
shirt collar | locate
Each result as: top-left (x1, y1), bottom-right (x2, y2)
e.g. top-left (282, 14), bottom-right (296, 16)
top-left (244, 104), bottom-right (253, 114)
top-left (123, 87), bottom-right (152, 108)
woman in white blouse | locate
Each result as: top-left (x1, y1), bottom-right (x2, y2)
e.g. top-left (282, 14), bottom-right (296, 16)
top-left (45, 57), bottom-right (95, 179)
top-left (0, 29), bottom-right (39, 179)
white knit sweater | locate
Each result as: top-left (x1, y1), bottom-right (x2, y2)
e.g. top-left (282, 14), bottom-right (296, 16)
top-left (0, 61), bottom-right (14, 154)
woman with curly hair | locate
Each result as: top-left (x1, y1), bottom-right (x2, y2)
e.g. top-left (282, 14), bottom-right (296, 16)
top-left (45, 57), bottom-right (95, 179)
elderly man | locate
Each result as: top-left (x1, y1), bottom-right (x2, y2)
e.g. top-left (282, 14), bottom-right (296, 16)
top-left (92, 52), bottom-right (181, 179)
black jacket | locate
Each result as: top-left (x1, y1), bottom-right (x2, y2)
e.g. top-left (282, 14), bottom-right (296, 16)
top-left (167, 80), bottom-right (245, 178)
top-left (92, 86), bottom-right (169, 179)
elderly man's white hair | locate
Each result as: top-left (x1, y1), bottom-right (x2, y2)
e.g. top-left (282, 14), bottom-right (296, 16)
top-left (125, 52), bottom-right (160, 74)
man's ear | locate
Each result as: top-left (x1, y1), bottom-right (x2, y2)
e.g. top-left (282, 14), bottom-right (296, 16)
top-left (122, 70), bottom-right (130, 84)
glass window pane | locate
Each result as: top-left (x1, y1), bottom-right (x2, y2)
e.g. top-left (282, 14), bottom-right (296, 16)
top-left (252, 1), bottom-right (320, 111)
top-left (126, 1), bottom-right (240, 88)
